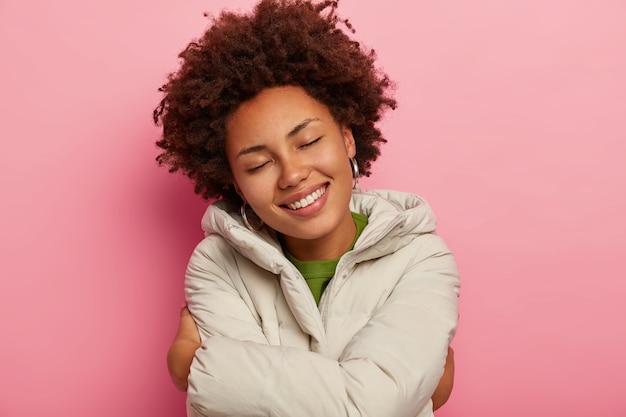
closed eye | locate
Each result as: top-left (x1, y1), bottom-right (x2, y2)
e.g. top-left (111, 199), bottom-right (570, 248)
top-left (299, 137), bottom-right (321, 149)
top-left (248, 161), bottom-right (269, 172)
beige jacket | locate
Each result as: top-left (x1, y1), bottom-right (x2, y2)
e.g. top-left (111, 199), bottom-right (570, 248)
top-left (185, 189), bottom-right (460, 417)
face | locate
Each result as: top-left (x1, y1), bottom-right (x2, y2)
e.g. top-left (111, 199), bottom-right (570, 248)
top-left (226, 86), bottom-right (357, 259)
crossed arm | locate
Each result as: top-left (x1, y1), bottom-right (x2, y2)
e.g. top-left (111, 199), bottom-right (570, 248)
top-left (167, 306), bottom-right (455, 411)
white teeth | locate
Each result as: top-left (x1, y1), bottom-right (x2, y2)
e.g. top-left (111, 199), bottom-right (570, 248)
top-left (287, 186), bottom-right (326, 210)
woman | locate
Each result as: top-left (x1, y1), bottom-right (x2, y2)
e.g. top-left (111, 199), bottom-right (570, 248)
top-left (154, 1), bottom-right (460, 416)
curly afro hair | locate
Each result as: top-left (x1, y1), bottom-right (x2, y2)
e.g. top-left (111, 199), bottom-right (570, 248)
top-left (153, 0), bottom-right (397, 202)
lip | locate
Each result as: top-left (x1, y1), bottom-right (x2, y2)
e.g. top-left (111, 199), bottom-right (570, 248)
top-left (279, 183), bottom-right (328, 206)
top-left (279, 183), bottom-right (329, 216)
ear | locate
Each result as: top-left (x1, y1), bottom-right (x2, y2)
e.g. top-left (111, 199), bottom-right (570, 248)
top-left (232, 180), bottom-right (246, 203)
top-left (341, 125), bottom-right (356, 158)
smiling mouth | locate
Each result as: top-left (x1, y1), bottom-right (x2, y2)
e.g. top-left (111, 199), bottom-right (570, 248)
top-left (284, 186), bottom-right (327, 210)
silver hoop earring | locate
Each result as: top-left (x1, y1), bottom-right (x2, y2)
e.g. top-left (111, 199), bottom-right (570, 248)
top-left (350, 157), bottom-right (360, 189)
top-left (240, 202), bottom-right (264, 231)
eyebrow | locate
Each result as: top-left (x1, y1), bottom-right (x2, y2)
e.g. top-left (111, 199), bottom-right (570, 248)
top-left (287, 118), bottom-right (319, 137)
top-left (236, 144), bottom-right (267, 158)
top-left (236, 118), bottom-right (321, 158)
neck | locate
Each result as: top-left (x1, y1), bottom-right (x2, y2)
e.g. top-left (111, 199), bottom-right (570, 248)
top-left (281, 212), bottom-right (356, 261)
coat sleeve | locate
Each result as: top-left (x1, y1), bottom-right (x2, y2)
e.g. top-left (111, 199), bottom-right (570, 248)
top-left (186, 234), bottom-right (460, 417)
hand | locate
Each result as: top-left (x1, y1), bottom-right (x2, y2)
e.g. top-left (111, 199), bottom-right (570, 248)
top-left (167, 305), bottom-right (201, 391)
top-left (431, 346), bottom-right (455, 411)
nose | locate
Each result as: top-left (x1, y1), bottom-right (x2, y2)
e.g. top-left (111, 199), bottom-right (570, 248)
top-left (277, 157), bottom-right (309, 189)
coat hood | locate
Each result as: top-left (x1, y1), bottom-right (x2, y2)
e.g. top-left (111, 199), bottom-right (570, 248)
top-left (200, 189), bottom-right (438, 274)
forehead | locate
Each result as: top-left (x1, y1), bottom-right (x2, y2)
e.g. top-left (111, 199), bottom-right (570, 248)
top-left (226, 86), bottom-right (333, 141)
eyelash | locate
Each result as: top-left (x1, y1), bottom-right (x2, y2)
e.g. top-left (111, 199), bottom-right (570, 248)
top-left (247, 137), bottom-right (321, 172)
top-left (248, 162), bottom-right (268, 172)
top-left (300, 137), bottom-right (321, 149)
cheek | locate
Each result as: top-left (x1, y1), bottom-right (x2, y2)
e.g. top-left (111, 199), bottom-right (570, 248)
top-left (236, 176), bottom-right (272, 205)
top-left (330, 152), bottom-right (353, 178)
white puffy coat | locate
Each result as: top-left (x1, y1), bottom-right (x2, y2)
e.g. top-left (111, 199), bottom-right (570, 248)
top-left (185, 189), bottom-right (460, 417)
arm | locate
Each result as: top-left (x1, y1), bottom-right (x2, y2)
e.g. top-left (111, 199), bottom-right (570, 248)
top-left (167, 306), bottom-right (200, 391)
top-left (170, 313), bottom-right (455, 406)
top-left (185, 234), bottom-right (459, 417)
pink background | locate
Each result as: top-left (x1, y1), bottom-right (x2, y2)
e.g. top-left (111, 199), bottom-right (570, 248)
top-left (1, 0), bottom-right (625, 415)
